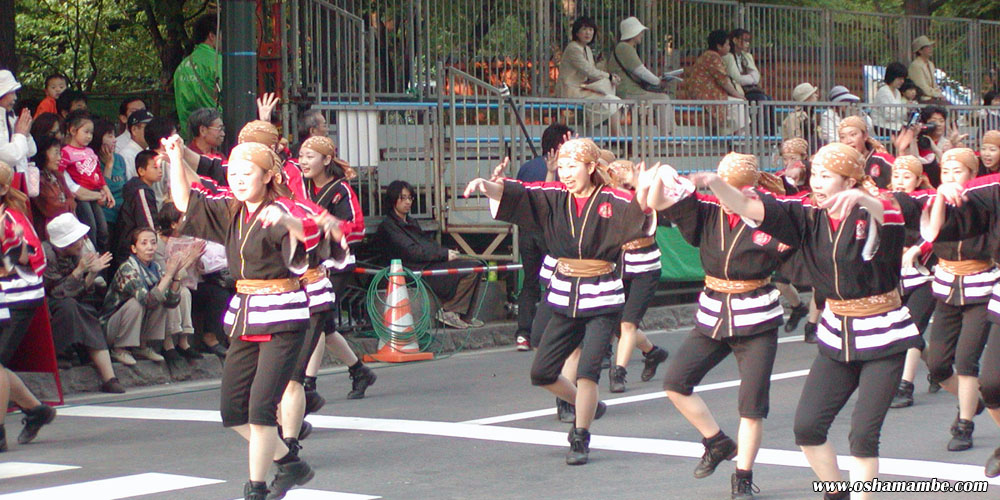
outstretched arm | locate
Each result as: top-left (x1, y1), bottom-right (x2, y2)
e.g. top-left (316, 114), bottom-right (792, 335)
top-left (163, 135), bottom-right (190, 212)
top-left (819, 189), bottom-right (884, 225)
top-left (463, 178), bottom-right (504, 201)
top-left (688, 172), bottom-right (765, 222)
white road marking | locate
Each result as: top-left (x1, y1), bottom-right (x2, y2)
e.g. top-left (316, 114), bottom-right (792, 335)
top-left (56, 406), bottom-right (997, 487)
top-left (232, 490), bottom-right (381, 500)
top-left (461, 369), bottom-right (811, 425)
top-left (0, 472), bottom-right (223, 499)
top-left (0, 462), bottom-right (79, 480)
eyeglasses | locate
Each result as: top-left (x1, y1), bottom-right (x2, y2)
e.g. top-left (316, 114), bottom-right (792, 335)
top-left (398, 195), bottom-right (414, 201)
top-left (207, 124), bottom-right (225, 131)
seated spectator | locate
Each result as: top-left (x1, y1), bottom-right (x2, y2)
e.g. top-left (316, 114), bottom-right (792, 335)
top-left (375, 180), bottom-right (484, 329)
top-left (113, 150), bottom-right (161, 267)
top-left (900, 79), bottom-right (920, 105)
top-left (978, 130), bottom-right (1000, 176)
top-left (872, 62), bottom-right (909, 138)
top-left (608, 17), bottom-right (674, 134)
top-left (189, 237), bottom-right (231, 358)
top-left (42, 213), bottom-right (124, 393)
top-left (33, 74), bottom-right (67, 118)
top-left (0, 70), bottom-right (37, 175)
top-left (556, 16), bottom-right (623, 136)
top-left (102, 227), bottom-right (194, 363)
top-left (723, 28), bottom-right (774, 133)
top-left (56, 89), bottom-right (87, 118)
top-left (30, 135), bottom-right (76, 240)
top-left (187, 108), bottom-right (225, 159)
top-left (908, 36), bottom-right (947, 104)
top-left (154, 203), bottom-right (205, 363)
top-left (781, 82), bottom-right (821, 151)
top-left (89, 118), bottom-right (127, 227)
top-left (118, 109), bottom-right (153, 180)
top-left (143, 116), bottom-right (179, 204)
top-left (61, 110), bottom-right (112, 252)
top-left (818, 85), bottom-right (871, 145)
top-left (839, 115), bottom-right (894, 189)
top-left (115, 97), bottom-right (146, 151)
top-left (30, 112), bottom-right (64, 145)
top-left (680, 29), bottom-right (747, 135)
top-left (290, 109), bottom-right (328, 158)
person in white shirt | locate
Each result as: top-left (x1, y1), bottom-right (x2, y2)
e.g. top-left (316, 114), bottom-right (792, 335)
top-left (114, 97), bottom-right (146, 153)
top-left (819, 85), bottom-right (872, 145)
top-left (872, 62), bottom-right (909, 138)
top-left (0, 70), bottom-right (36, 174)
top-left (117, 110), bottom-right (153, 181)
top-left (723, 29), bottom-right (774, 133)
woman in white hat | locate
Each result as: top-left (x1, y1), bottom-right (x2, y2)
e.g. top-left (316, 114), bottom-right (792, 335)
top-left (608, 17), bottom-right (675, 134)
top-left (781, 82), bottom-right (821, 151)
top-left (556, 16), bottom-right (623, 137)
top-left (907, 35), bottom-right (947, 104)
top-left (41, 213), bottom-right (123, 393)
top-left (0, 70), bottom-right (36, 175)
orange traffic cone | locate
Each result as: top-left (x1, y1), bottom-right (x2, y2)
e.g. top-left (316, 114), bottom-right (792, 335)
top-left (364, 259), bottom-right (434, 363)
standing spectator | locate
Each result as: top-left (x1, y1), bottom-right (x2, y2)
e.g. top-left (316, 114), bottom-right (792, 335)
top-left (103, 227), bottom-right (192, 363)
top-left (60, 111), bottom-right (113, 252)
top-left (908, 36), bottom-right (947, 104)
top-left (143, 117), bottom-right (179, 204)
top-left (872, 62), bottom-right (909, 138)
top-left (29, 136), bottom-right (76, 240)
top-left (781, 82), bottom-right (821, 151)
top-left (894, 105), bottom-right (963, 186)
top-left (113, 150), bottom-right (161, 267)
top-left (89, 119), bottom-right (126, 228)
top-left (556, 16), bottom-right (623, 137)
top-left (375, 180), bottom-right (484, 329)
top-left (680, 30), bottom-right (747, 135)
top-left (55, 90), bottom-right (87, 119)
top-left (42, 213), bottom-right (124, 393)
top-left (33, 74), bottom-right (67, 118)
top-left (819, 85), bottom-right (870, 145)
top-left (119, 109), bottom-right (153, 180)
top-left (114, 97), bottom-right (146, 152)
top-left (608, 17), bottom-right (674, 135)
top-left (0, 70), bottom-right (37, 175)
top-left (174, 14), bottom-right (221, 130)
top-left (187, 108), bottom-right (225, 160)
top-left (30, 113), bottom-right (64, 145)
top-left (290, 109), bottom-right (328, 158)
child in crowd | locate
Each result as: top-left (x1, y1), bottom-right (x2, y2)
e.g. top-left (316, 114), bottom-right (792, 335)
top-left (33, 74), bottom-right (67, 118)
top-left (55, 90), bottom-right (87, 119)
top-left (154, 203), bottom-right (204, 363)
top-left (60, 110), bottom-right (113, 252)
top-left (113, 150), bottom-right (161, 267)
top-left (89, 119), bottom-right (127, 227)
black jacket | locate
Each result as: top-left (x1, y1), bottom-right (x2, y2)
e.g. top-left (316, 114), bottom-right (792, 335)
top-left (114, 177), bottom-right (159, 264)
top-left (374, 212), bottom-right (448, 269)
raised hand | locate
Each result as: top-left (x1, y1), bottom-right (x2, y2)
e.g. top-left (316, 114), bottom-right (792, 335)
top-left (88, 252), bottom-right (113, 274)
top-left (463, 178), bottom-right (487, 198)
top-left (161, 134), bottom-right (185, 162)
top-left (935, 182), bottom-right (966, 207)
top-left (488, 157), bottom-right (510, 182)
top-left (256, 205), bottom-right (288, 228)
top-left (257, 92), bottom-right (279, 121)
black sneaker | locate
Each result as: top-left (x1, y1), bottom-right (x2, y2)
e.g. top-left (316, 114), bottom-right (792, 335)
top-left (304, 390), bottom-right (326, 415)
top-left (593, 401), bottom-right (608, 421)
top-left (889, 380), bottom-right (914, 409)
top-left (565, 427), bottom-right (591, 465)
top-left (100, 377), bottom-right (126, 394)
top-left (283, 437), bottom-right (301, 459)
top-left (178, 346), bottom-right (204, 360)
top-left (206, 343), bottom-right (228, 358)
top-left (986, 446), bottom-right (1000, 477)
top-left (556, 397), bottom-right (575, 423)
top-left (694, 434), bottom-right (737, 479)
top-left (784, 303), bottom-right (809, 332)
top-left (731, 471), bottom-right (760, 500)
top-left (641, 346), bottom-right (669, 382)
top-left (162, 348), bottom-right (184, 364)
top-left (609, 365), bottom-right (627, 393)
top-left (266, 458), bottom-right (314, 500)
top-left (928, 374), bottom-right (941, 393)
top-left (948, 418), bottom-right (974, 452)
top-left (298, 420), bottom-right (313, 441)
top-left (244, 480), bottom-right (269, 500)
top-left (803, 322), bottom-right (818, 344)
top-left (347, 364), bottom-right (377, 399)
top-left (18, 404), bottom-right (55, 445)
top-left (0, 424), bottom-right (6, 452)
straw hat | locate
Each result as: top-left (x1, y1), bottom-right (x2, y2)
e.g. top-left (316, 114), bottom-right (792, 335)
top-left (47, 213), bottom-right (91, 249)
top-left (0, 70), bottom-right (21, 98)
top-left (792, 83), bottom-right (819, 102)
top-left (911, 35), bottom-right (935, 54)
top-left (619, 17), bottom-right (648, 41)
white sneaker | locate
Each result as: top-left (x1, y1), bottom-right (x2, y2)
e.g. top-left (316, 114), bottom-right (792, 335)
top-left (110, 349), bottom-right (137, 366)
top-left (435, 310), bottom-right (469, 329)
top-left (132, 346), bottom-right (165, 362)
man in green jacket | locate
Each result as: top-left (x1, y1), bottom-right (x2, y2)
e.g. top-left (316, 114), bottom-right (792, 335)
top-left (174, 14), bottom-right (221, 132)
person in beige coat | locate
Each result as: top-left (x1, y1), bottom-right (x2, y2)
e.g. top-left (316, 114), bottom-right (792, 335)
top-left (908, 35), bottom-right (948, 105)
top-left (556, 16), bottom-right (622, 136)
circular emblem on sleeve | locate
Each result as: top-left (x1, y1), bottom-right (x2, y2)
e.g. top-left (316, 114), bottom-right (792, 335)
top-left (598, 202), bottom-right (613, 218)
top-left (855, 220), bottom-right (868, 240)
top-left (752, 230), bottom-right (771, 246)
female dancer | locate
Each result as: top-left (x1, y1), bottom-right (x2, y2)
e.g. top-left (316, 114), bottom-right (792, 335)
top-left (647, 143), bottom-right (922, 500)
top-left (837, 116), bottom-right (895, 189)
top-left (165, 135), bottom-right (327, 500)
top-left (649, 153), bottom-right (794, 500)
top-left (888, 156), bottom-right (936, 409)
top-left (604, 159), bottom-right (669, 393)
top-left (464, 138), bottom-right (645, 465)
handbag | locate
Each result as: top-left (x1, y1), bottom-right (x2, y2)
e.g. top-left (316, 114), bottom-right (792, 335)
top-left (613, 50), bottom-right (666, 93)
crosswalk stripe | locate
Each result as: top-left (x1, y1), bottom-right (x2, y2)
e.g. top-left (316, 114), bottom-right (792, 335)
top-left (0, 472), bottom-right (223, 499)
top-left (232, 489), bottom-right (381, 500)
top-left (0, 462), bottom-right (79, 480)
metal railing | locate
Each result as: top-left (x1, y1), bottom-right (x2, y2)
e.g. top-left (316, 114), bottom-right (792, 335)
top-left (290, 0), bottom-right (1000, 106)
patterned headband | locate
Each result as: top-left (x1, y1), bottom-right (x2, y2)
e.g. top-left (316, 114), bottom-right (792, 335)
top-left (237, 120), bottom-right (280, 148)
top-left (812, 143), bottom-right (864, 181)
top-left (717, 152), bottom-right (759, 189)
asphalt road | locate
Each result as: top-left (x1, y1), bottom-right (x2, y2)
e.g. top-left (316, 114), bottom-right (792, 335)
top-left (0, 326), bottom-right (997, 500)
